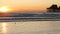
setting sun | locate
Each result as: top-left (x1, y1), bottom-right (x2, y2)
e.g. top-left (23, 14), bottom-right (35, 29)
top-left (0, 7), bottom-right (10, 12)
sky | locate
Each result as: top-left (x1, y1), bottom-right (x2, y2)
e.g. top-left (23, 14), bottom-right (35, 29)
top-left (0, 0), bottom-right (60, 12)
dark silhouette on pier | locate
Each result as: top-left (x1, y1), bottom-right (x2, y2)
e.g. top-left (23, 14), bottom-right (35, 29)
top-left (47, 4), bottom-right (60, 12)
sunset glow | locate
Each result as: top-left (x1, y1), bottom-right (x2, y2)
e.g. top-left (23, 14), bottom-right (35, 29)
top-left (0, 7), bottom-right (10, 12)
top-left (0, 0), bottom-right (60, 12)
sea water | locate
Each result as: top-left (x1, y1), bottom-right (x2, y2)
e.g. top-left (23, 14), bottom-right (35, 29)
top-left (0, 21), bottom-right (60, 34)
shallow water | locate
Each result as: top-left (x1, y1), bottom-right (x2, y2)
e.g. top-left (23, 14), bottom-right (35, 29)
top-left (0, 21), bottom-right (60, 34)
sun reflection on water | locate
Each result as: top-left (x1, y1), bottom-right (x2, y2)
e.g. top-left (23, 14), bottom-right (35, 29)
top-left (2, 22), bottom-right (7, 33)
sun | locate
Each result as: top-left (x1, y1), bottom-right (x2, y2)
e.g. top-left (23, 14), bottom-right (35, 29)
top-left (0, 7), bottom-right (9, 12)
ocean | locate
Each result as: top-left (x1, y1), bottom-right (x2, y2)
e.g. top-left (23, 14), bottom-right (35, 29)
top-left (0, 21), bottom-right (60, 34)
top-left (0, 12), bottom-right (60, 22)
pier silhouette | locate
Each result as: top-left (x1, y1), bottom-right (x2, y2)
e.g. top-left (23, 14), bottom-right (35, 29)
top-left (47, 4), bottom-right (60, 12)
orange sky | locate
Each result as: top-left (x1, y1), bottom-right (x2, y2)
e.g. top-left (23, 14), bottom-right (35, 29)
top-left (0, 0), bottom-right (60, 12)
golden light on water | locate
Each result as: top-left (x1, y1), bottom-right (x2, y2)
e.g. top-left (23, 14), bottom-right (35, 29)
top-left (2, 22), bottom-right (7, 33)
